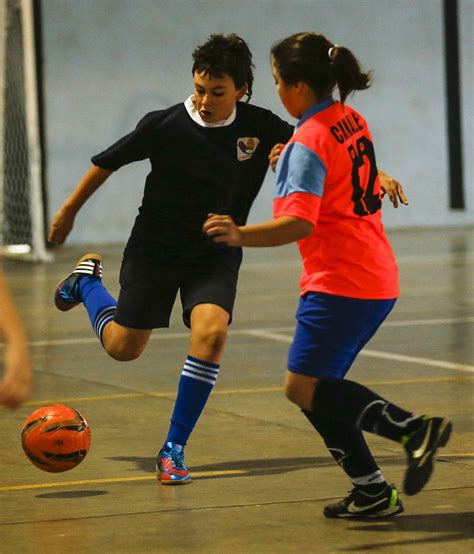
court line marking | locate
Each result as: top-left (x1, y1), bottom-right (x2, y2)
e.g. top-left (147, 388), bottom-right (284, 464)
top-left (242, 330), bottom-right (474, 374)
top-left (15, 375), bottom-right (474, 408)
top-left (0, 470), bottom-right (245, 492)
top-left (2, 317), bottom-right (472, 349)
top-left (1, 452), bottom-right (472, 493)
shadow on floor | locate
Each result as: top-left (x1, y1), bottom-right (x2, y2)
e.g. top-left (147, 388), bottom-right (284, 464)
top-left (35, 490), bottom-right (108, 499)
top-left (106, 454), bottom-right (406, 479)
top-left (342, 511), bottom-right (474, 550)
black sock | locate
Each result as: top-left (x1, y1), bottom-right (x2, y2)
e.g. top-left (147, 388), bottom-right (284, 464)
top-left (302, 409), bottom-right (380, 479)
top-left (357, 482), bottom-right (387, 495)
top-left (311, 378), bottom-right (423, 443)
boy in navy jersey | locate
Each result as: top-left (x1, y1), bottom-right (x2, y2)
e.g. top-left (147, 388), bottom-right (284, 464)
top-left (49, 34), bottom-right (293, 484)
top-left (49, 34), bottom-right (401, 485)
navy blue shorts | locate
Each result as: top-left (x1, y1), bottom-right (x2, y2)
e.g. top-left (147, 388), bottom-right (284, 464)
top-left (114, 249), bottom-right (242, 329)
top-left (287, 292), bottom-right (396, 379)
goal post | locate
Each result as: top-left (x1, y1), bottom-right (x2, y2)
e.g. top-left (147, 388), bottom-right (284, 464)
top-left (0, 0), bottom-right (50, 261)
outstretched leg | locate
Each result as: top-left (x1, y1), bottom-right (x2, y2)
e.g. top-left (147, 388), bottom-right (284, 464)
top-left (288, 372), bottom-right (403, 518)
top-left (286, 370), bottom-right (452, 497)
top-left (55, 253), bottom-right (152, 360)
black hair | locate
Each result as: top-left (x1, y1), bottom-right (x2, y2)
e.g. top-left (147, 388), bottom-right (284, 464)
top-left (271, 32), bottom-right (371, 104)
top-left (192, 33), bottom-right (254, 101)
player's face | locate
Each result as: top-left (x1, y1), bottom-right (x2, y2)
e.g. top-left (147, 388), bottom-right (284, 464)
top-left (193, 71), bottom-right (247, 123)
top-left (272, 59), bottom-right (301, 119)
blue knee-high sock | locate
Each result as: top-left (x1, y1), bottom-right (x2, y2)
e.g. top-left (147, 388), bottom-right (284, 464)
top-left (78, 277), bottom-right (117, 345)
top-left (165, 355), bottom-right (220, 447)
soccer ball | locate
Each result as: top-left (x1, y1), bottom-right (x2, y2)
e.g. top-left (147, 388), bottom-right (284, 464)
top-left (21, 404), bottom-right (91, 473)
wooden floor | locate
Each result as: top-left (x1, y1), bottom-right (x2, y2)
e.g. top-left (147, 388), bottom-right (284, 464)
top-left (0, 227), bottom-right (473, 553)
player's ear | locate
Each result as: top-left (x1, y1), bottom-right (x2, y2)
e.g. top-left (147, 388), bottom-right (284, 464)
top-left (236, 83), bottom-right (248, 100)
top-left (294, 81), bottom-right (305, 95)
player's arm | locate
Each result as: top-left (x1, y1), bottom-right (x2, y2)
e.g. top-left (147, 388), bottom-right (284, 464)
top-left (0, 269), bottom-right (32, 409)
top-left (270, 144), bottom-right (408, 207)
top-left (203, 214), bottom-right (313, 247)
top-left (48, 165), bottom-right (112, 244)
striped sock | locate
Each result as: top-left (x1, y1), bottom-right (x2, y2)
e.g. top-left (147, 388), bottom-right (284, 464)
top-left (78, 277), bottom-right (116, 345)
top-left (352, 469), bottom-right (385, 487)
top-left (165, 355), bottom-right (220, 447)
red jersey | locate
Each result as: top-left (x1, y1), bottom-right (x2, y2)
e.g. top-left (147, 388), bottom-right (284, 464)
top-left (273, 98), bottom-right (399, 300)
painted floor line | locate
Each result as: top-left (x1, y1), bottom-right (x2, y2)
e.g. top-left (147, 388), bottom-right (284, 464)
top-left (0, 469), bottom-right (247, 492)
top-left (243, 330), bottom-right (474, 373)
top-left (1, 453), bottom-right (472, 493)
top-left (15, 375), bottom-right (474, 409)
top-left (3, 317), bottom-right (473, 349)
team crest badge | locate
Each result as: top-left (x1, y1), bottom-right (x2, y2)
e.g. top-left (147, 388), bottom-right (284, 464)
top-left (237, 137), bottom-right (260, 161)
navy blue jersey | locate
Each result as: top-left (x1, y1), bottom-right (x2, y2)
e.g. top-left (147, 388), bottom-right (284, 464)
top-left (92, 101), bottom-right (293, 261)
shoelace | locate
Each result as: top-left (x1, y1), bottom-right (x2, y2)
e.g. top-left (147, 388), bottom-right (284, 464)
top-left (171, 449), bottom-right (185, 469)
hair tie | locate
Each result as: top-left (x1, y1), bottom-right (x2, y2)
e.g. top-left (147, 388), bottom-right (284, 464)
top-left (328, 44), bottom-right (340, 63)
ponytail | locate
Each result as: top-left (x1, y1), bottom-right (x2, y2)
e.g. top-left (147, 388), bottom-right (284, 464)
top-left (329, 45), bottom-right (372, 103)
top-left (271, 33), bottom-right (372, 104)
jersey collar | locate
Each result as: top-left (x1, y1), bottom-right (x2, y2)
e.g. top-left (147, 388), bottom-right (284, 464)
top-left (184, 95), bottom-right (237, 128)
top-left (295, 96), bottom-right (335, 130)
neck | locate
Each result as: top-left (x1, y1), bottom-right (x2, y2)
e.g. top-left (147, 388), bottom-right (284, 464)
top-left (297, 93), bottom-right (321, 119)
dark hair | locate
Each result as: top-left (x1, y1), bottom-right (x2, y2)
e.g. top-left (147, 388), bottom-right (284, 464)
top-left (271, 32), bottom-right (371, 104)
top-left (192, 33), bottom-right (254, 101)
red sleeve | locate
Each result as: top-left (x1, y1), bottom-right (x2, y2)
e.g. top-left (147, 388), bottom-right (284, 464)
top-left (273, 191), bottom-right (321, 226)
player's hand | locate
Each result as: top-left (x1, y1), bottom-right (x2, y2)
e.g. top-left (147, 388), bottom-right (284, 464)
top-left (0, 342), bottom-right (32, 409)
top-left (203, 214), bottom-right (242, 246)
top-left (48, 206), bottom-right (76, 244)
top-left (268, 143), bottom-right (286, 172)
top-left (379, 171), bottom-right (408, 208)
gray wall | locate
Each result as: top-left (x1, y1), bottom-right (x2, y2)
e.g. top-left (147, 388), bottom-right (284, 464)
top-left (42, 0), bottom-right (473, 244)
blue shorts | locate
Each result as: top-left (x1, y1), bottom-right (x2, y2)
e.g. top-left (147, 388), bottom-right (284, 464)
top-left (287, 292), bottom-right (396, 379)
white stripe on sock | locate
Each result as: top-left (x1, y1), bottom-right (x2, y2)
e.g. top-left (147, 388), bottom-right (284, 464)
top-left (181, 371), bottom-right (217, 385)
top-left (181, 357), bottom-right (220, 385)
top-left (352, 470), bottom-right (385, 486)
top-left (94, 307), bottom-right (116, 343)
top-left (182, 366), bottom-right (218, 382)
top-left (185, 358), bottom-right (219, 373)
top-left (183, 363), bottom-right (219, 378)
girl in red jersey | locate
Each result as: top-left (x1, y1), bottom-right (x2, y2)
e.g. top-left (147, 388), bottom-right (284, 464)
top-left (204, 32), bottom-right (451, 519)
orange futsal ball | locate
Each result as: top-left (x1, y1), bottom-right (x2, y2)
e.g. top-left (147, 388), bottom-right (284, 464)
top-left (21, 404), bottom-right (91, 473)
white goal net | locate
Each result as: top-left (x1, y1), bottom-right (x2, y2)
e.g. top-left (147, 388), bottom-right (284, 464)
top-left (0, 0), bottom-right (49, 261)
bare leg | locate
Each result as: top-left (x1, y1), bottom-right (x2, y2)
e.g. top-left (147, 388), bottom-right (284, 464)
top-left (102, 321), bottom-right (152, 361)
top-left (188, 303), bottom-right (229, 363)
top-left (285, 370), bottom-right (319, 410)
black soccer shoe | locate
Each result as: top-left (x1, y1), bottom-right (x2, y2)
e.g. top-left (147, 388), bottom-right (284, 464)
top-left (403, 416), bottom-right (452, 496)
top-left (324, 484), bottom-right (404, 519)
top-left (55, 253), bottom-right (103, 311)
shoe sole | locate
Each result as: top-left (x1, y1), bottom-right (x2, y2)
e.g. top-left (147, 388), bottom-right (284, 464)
top-left (54, 253), bottom-right (103, 311)
top-left (404, 419), bottom-right (453, 496)
top-left (324, 503), bottom-right (404, 519)
top-left (156, 471), bottom-right (192, 485)
top-left (156, 465), bottom-right (192, 485)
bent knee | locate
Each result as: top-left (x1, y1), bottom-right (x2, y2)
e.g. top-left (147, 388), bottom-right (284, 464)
top-left (284, 374), bottom-right (318, 411)
top-left (104, 342), bottom-right (144, 362)
top-left (285, 381), bottom-right (302, 405)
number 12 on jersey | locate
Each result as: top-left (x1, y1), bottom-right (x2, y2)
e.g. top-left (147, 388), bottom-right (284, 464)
top-left (348, 136), bottom-right (382, 217)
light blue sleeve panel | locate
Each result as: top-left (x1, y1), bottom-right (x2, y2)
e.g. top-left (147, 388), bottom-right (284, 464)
top-left (274, 142), bottom-right (326, 199)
